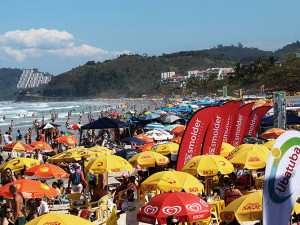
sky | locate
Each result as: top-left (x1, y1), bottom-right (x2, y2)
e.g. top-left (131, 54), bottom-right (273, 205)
top-left (0, 0), bottom-right (299, 75)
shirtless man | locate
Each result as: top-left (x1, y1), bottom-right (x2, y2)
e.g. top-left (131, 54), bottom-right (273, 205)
top-left (9, 184), bottom-right (25, 225)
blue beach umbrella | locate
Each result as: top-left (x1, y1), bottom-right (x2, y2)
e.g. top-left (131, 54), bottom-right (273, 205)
top-left (142, 113), bottom-right (161, 120)
top-left (121, 137), bottom-right (148, 145)
top-left (144, 122), bottom-right (165, 130)
top-left (115, 149), bottom-right (141, 160)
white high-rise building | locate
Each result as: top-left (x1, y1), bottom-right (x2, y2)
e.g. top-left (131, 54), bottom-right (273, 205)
top-left (17, 69), bottom-right (52, 89)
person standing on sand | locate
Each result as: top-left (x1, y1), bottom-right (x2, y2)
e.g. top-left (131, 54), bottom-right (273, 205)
top-left (9, 184), bottom-right (26, 225)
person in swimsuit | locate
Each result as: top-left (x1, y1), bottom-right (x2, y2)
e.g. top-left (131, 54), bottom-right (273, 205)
top-left (9, 184), bottom-right (25, 225)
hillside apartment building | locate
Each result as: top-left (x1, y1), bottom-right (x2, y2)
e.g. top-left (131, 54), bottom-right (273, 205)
top-left (17, 69), bottom-right (52, 89)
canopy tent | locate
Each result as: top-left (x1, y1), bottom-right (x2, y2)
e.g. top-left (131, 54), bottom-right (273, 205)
top-left (260, 113), bottom-right (300, 127)
top-left (80, 117), bottom-right (129, 146)
top-left (81, 117), bottom-right (128, 130)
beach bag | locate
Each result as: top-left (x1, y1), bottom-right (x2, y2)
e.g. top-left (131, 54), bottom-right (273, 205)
top-left (72, 171), bottom-right (80, 185)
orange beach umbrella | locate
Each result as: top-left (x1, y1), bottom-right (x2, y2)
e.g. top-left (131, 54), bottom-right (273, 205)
top-left (259, 128), bottom-right (286, 139)
top-left (135, 135), bottom-right (154, 143)
top-left (24, 163), bottom-right (69, 178)
top-left (30, 141), bottom-right (52, 151)
top-left (54, 135), bottom-right (78, 146)
top-left (0, 179), bottom-right (57, 198)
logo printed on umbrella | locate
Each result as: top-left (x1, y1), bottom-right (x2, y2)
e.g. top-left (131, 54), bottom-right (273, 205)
top-left (218, 161), bottom-right (226, 166)
top-left (43, 222), bottom-right (61, 225)
top-left (158, 158), bottom-right (166, 162)
top-left (12, 160), bottom-right (20, 166)
top-left (162, 206), bottom-right (182, 215)
top-left (199, 198), bottom-right (209, 207)
top-left (242, 202), bottom-right (261, 210)
top-left (141, 156), bottom-right (151, 159)
top-left (30, 162), bottom-right (37, 167)
top-left (16, 145), bottom-right (22, 149)
top-left (97, 162), bottom-right (103, 167)
top-left (189, 162), bottom-right (196, 168)
top-left (40, 167), bottom-right (49, 172)
top-left (189, 187), bottom-right (200, 193)
top-left (186, 203), bottom-right (202, 211)
top-left (16, 184), bottom-right (21, 189)
top-left (40, 183), bottom-right (50, 190)
top-left (143, 205), bottom-right (158, 215)
top-left (248, 157), bottom-right (261, 162)
top-left (202, 170), bottom-right (214, 175)
top-left (166, 178), bottom-right (176, 184)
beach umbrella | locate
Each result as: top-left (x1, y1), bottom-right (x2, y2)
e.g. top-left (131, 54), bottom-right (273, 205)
top-left (150, 142), bottom-right (179, 155)
top-left (71, 124), bottom-right (82, 130)
top-left (0, 157), bottom-right (40, 172)
top-left (159, 114), bottom-right (181, 124)
top-left (144, 111), bottom-right (152, 115)
top-left (170, 136), bottom-right (182, 144)
top-left (54, 135), bottom-right (77, 146)
top-left (109, 112), bottom-right (121, 117)
top-left (182, 155), bottom-right (234, 176)
top-left (89, 146), bottom-right (114, 155)
top-left (259, 128), bottom-right (286, 139)
top-left (143, 129), bottom-right (173, 141)
top-left (129, 151), bottom-right (169, 167)
top-left (263, 139), bottom-right (276, 150)
top-left (228, 144), bottom-right (270, 169)
top-left (121, 137), bottom-right (147, 145)
top-left (64, 131), bottom-right (75, 136)
top-left (3, 141), bottom-right (35, 154)
top-left (138, 143), bottom-right (155, 152)
top-left (0, 179), bottom-right (57, 198)
top-left (220, 142), bottom-right (235, 158)
top-left (26, 213), bottom-right (95, 225)
top-left (85, 155), bottom-right (132, 174)
top-left (120, 104), bottom-right (127, 108)
top-left (137, 191), bottom-right (211, 224)
top-left (141, 171), bottom-right (204, 194)
top-left (163, 124), bottom-right (181, 132)
top-left (24, 163), bottom-right (69, 178)
top-left (152, 110), bottom-right (167, 115)
top-left (30, 141), bottom-right (52, 151)
top-left (115, 149), bottom-right (142, 160)
top-left (171, 126), bottom-right (186, 135)
top-left (220, 191), bottom-right (262, 222)
top-left (41, 122), bottom-right (56, 129)
top-left (144, 122), bottom-right (165, 130)
top-left (169, 110), bottom-right (180, 115)
top-left (142, 113), bottom-right (161, 121)
top-left (47, 148), bottom-right (101, 163)
top-left (126, 110), bottom-right (135, 114)
top-left (135, 135), bottom-right (154, 143)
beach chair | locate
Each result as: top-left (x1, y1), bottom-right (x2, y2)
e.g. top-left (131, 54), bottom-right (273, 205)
top-left (210, 205), bottom-right (219, 224)
top-left (66, 192), bottom-right (89, 209)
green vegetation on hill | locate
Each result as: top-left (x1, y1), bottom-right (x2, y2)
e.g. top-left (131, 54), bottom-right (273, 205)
top-left (42, 53), bottom-right (234, 98)
top-left (0, 68), bottom-right (22, 99)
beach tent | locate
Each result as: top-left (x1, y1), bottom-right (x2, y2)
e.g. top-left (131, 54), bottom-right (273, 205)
top-left (81, 117), bottom-right (128, 130)
top-left (260, 113), bottom-right (300, 127)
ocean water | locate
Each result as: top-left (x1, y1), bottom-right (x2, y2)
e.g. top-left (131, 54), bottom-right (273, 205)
top-left (0, 100), bottom-right (152, 141)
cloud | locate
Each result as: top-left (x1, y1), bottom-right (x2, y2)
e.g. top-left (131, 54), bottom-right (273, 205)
top-left (0, 28), bottom-right (129, 62)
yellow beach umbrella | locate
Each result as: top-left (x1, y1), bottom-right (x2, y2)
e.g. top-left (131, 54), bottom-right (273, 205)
top-left (129, 151), bottom-right (169, 167)
top-left (26, 213), bottom-right (95, 225)
top-left (220, 142), bottom-right (235, 158)
top-left (263, 139), bottom-right (276, 150)
top-left (0, 157), bottom-right (40, 172)
top-left (48, 148), bottom-right (100, 163)
top-left (220, 191), bottom-right (263, 222)
top-left (182, 155), bottom-right (234, 176)
top-left (85, 155), bottom-right (132, 174)
top-left (149, 142), bottom-right (179, 155)
top-left (221, 190), bottom-right (300, 221)
top-left (141, 171), bottom-right (204, 194)
top-left (89, 146), bottom-right (114, 155)
top-left (228, 144), bottom-right (270, 169)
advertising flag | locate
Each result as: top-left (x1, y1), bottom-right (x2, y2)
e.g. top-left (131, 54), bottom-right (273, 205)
top-left (223, 101), bottom-right (242, 143)
top-left (230, 103), bottom-right (255, 148)
top-left (202, 101), bottom-right (235, 155)
top-left (263, 131), bottom-right (300, 225)
top-left (244, 106), bottom-right (272, 137)
top-left (176, 106), bottom-right (218, 171)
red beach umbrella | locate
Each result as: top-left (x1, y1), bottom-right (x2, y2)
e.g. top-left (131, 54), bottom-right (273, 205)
top-left (3, 141), bottom-right (35, 154)
top-left (137, 191), bottom-right (211, 224)
top-left (71, 124), bottom-right (82, 130)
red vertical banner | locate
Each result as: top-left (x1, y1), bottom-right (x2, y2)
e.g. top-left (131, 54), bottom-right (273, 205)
top-left (202, 101), bottom-right (235, 155)
top-left (223, 101), bottom-right (242, 143)
top-left (176, 106), bottom-right (218, 171)
top-left (230, 103), bottom-right (255, 148)
top-left (244, 106), bottom-right (272, 137)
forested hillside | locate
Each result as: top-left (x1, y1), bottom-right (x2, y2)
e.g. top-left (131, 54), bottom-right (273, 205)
top-left (0, 68), bottom-right (22, 98)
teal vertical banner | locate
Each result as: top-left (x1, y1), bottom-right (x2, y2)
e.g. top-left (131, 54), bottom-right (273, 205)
top-left (273, 92), bottom-right (286, 129)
